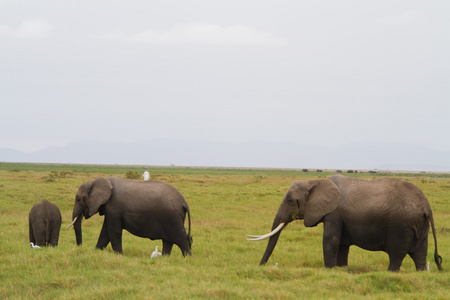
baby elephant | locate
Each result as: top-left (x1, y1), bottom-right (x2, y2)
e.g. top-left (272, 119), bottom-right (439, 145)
top-left (29, 199), bottom-right (62, 247)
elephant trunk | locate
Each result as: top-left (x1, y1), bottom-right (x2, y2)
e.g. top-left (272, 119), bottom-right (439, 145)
top-left (259, 215), bottom-right (286, 265)
top-left (259, 228), bottom-right (283, 265)
top-left (73, 213), bottom-right (82, 246)
top-left (71, 206), bottom-right (83, 246)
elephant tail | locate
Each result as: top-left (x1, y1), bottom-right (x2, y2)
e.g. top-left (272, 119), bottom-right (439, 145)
top-left (429, 212), bottom-right (443, 271)
top-left (185, 205), bottom-right (193, 248)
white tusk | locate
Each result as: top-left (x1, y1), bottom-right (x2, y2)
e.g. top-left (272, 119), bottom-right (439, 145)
top-left (247, 223), bottom-right (285, 241)
top-left (65, 216), bottom-right (78, 230)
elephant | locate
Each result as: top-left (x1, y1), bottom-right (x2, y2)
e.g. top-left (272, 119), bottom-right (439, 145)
top-left (66, 177), bottom-right (192, 256)
top-left (248, 175), bottom-right (443, 272)
top-left (29, 199), bottom-right (62, 247)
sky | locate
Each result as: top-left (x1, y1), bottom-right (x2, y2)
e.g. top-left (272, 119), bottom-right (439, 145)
top-left (1, 1), bottom-right (449, 155)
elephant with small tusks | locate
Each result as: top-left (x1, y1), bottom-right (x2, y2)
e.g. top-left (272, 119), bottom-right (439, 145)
top-left (67, 177), bottom-right (192, 256)
top-left (248, 175), bottom-right (443, 272)
top-left (29, 199), bottom-right (62, 247)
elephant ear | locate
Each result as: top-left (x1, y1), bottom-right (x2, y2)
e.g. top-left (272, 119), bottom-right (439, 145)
top-left (87, 178), bottom-right (113, 217)
top-left (304, 179), bottom-right (342, 227)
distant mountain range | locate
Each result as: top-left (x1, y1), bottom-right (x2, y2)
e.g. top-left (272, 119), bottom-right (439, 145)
top-left (1, 140), bottom-right (450, 172)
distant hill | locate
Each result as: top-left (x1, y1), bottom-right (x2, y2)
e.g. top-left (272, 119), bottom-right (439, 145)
top-left (1, 140), bottom-right (449, 172)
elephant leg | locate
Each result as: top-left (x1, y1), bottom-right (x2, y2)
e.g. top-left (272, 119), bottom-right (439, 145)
top-left (385, 230), bottom-right (411, 271)
top-left (323, 235), bottom-right (339, 268)
top-left (175, 238), bottom-right (192, 257)
top-left (337, 244), bottom-right (350, 267)
top-left (322, 215), bottom-right (343, 268)
top-left (50, 224), bottom-right (61, 246)
top-left (33, 220), bottom-right (47, 247)
top-left (409, 235), bottom-right (428, 271)
top-left (171, 226), bottom-right (192, 257)
top-left (388, 252), bottom-right (407, 272)
top-left (107, 216), bottom-right (123, 254)
top-left (162, 239), bottom-right (174, 255)
top-left (163, 217), bottom-right (192, 257)
top-left (96, 219), bottom-right (111, 250)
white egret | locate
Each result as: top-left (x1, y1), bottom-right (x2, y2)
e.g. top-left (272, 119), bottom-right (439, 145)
top-left (151, 246), bottom-right (162, 258)
top-left (30, 242), bottom-right (40, 249)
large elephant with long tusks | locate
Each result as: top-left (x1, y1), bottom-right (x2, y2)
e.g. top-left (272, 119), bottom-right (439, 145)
top-left (248, 175), bottom-right (443, 272)
top-left (67, 177), bottom-right (192, 256)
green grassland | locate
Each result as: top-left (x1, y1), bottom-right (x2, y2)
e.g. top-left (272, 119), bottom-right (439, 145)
top-left (0, 163), bottom-right (449, 299)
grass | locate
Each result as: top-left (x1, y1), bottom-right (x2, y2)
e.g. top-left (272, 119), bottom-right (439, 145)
top-left (0, 163), bottom-right (449, 299)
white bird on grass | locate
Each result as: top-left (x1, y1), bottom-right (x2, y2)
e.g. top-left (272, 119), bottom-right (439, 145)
top-left (30, 242), bottom-right (40, 249)
top-left (151, 246), bottom-right (162, 259)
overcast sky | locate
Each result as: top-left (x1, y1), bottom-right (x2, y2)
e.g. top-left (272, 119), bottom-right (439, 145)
top-left (1, 1), bottom-right (449, 154)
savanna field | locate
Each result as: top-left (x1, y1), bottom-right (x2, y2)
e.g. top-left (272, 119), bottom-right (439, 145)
top-left (0, 163), bottom-right (449, 299)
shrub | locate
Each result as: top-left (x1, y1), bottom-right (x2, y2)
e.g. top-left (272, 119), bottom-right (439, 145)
top-left (125, 170), bottom-right (141, 180)
top-left (42, 171), bottom-right (74, 182)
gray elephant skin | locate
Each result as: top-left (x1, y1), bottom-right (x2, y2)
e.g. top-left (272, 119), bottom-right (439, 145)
top-left (29, 199), bottom-right (62, 247)
top-left (68, 177), bottom-right (192, 256)
top-left (249, 175), bottom-right (443, 271)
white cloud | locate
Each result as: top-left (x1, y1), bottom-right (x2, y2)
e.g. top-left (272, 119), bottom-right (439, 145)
top-left (0, 19), bottom-right (51, 39)
top-left (102, 23), bottom-right (287, 46)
